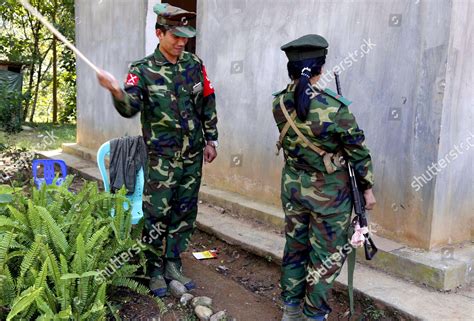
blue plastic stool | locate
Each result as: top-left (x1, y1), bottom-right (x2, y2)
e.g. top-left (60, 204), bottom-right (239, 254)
top-left (32, 159), bottom-right (67, 189)
top-left (96, 141), bottom-right (144, 225)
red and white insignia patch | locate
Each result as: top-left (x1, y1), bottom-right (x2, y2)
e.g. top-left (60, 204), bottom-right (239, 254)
top-left (125, 73), bottom-right (139, 86)
top-left (202, 65), bottom-right (215, 97)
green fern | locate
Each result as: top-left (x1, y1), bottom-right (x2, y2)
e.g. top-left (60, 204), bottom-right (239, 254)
top-left (35, 295), bottom-right (55, 317)
top-left (6, 205), bottom-right (27, 227)
top-left (43, 244), bottom-right (61, 289)
top-left (36, 206), bottom-right (69, 255)
top-left (0, 216), bottom-right (25, 233)
top-left (19, 237), bottom-right (42, 278)
top-left (59, 256), bottom-right (71, 312)
top-left (0, 265), bottom-right (16, 306)
top-left (0, 232), bottom-right (15, 266)
top-left (34, 260), bottom-right (48, 291)
top-left (72, 234), bottom-right (86, 274)
top-left (111, 277), bottom-right (150, 296)
top-left (6, 286), bottom-right (43, 321)
top-left (0, 179), bottom-right (149, 319)
top-left (85, 226), bottom-right (110, 252)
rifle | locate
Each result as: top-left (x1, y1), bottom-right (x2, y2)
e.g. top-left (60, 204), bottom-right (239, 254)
top-left (334, 72), bottom-right (377, 260)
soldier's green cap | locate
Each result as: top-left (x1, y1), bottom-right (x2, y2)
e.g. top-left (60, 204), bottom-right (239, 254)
top-left (281, 34), bottom-right (329, 61)
top-left (153, 3), bottom-right (196, 38)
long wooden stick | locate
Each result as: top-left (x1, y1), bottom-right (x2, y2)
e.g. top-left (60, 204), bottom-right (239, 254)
top-left (19, 0), bottom-right (101, 74)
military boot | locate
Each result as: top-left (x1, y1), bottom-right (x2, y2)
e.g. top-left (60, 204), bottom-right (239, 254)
top-left (149, 260), bottom-right (167, 297)
top-left (164, 258), bottom-right (195, 290)
top-left (281, 302), bottom-right (304, 321)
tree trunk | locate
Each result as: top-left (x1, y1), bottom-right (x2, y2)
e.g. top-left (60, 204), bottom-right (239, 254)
top-left (23, 64), bottom-right (35, 121)
top-left (29, 64), bottom-right (43, 123)
top-left (23, 23), bottom-right (40, 121)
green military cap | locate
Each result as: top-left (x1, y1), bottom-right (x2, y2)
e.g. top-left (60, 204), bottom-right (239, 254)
top-left (153, 3), bottom-right (196, 38)
top-left (281, 34), bottom-right (329, 61)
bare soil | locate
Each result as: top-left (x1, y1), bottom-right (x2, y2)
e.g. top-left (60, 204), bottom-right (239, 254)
top-left (108, 230), bottom-right (410, 321)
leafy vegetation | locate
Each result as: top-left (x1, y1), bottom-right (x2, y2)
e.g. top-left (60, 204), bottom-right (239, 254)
top-left (0, 0), bottom-right (77, 124)
top-left (0, 179), bottom-right (160, 320)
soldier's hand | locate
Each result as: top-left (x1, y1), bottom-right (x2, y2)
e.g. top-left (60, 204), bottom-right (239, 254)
top-left (364, 188), bottom-right (376, 210)
top-left (204, 145), bottom-right (217, 164)
top-left (97, 69), bottom-right (123, 100)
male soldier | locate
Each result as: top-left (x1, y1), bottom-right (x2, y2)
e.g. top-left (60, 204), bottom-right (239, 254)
top-left (97, 3), bottom-right (218, 297)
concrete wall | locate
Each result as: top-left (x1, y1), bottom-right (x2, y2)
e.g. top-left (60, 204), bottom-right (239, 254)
top-left (75, 0), bottom-right (147, 149)
top-left (431, 0), bottom-right (473, 248)
top-left (75, 0), bottom-right (473, 249)
top-left (195, 0), bottom-right (473, 249)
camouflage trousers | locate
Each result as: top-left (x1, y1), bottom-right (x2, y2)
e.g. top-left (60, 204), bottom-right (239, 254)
top-left (143, 152), bottom-right (203, 272)
top-left (280, 165), bottom-right (352, 318)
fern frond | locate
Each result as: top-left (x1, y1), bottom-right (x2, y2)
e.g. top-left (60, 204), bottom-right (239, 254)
top-left (76, 216), bottom-right (94, 245)
top-left (43, 244), bottom-right (61, 289)
top-left (19, 237), bottom-right (42, 278)
top-left (6, 205), bottom-right (28, 226)
top-left (6, 286), bottom-right (43, 321)
top-left (26, 200), bottom-right (43, 236)
top-left (110, 264), bottom-right (140, 278)
top-left (110, 277), bottom-right (149, 295)
top-left (35, 295), bottom-right (55, 316)
top-left (0, 231), bottom-right (15, 266)
top-left (0, 216), bottom-right (25, 233)
top-left (0, 265), bottom-right (16, 306)
top-left (36, 206), bottom-right (69, 255)
top-left (77, 277), bottom-right (90, 314)
top-left (34, 260), bottom-right (48, 290)
top-left (85, 226), bottom-right (110, 254)
top-left (72, 234), bottom-right (86, 274)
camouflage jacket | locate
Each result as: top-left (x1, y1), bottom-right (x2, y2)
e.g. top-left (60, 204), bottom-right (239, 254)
top-left (272, 83), bottom-right (374, 190)
top-left (113, 45), bottom-right (218, 159)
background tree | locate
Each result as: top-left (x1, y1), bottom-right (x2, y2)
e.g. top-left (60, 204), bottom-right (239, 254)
top-left (0, 0), bottom-right (76, 124)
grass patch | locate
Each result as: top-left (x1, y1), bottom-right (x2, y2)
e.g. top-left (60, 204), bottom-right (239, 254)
top-left (0, 122), bottom-right (76, 150)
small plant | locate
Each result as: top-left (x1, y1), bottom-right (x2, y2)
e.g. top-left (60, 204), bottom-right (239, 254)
top-left (361, 297), bottom-right (386, 320)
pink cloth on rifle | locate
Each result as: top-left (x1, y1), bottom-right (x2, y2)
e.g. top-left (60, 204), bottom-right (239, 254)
top-left (350, 223), bottom-right (368, 247)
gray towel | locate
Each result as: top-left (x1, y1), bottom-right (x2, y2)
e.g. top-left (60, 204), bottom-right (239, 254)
top-left (109, 136), bottom-right (147, 193)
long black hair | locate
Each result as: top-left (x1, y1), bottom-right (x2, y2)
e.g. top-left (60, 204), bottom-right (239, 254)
top-left (287, 56), bottom-right (326, 121)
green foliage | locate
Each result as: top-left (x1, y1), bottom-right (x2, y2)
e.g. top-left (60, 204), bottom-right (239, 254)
top-left (0, 0), bottom-right (77, 123)
top-left (0, 84), bottom-right (23, 133)
top-left (361, 297), bottom-right (386, 320)
top-left (0, 178), bottom-right (157, 320)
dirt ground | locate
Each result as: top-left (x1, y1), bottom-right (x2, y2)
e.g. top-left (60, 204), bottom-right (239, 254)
top-left (109, 230), bottom-right (410, 321)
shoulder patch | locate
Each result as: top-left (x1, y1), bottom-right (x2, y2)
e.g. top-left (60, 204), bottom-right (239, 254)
top-left (272, 88), bottom-right (287, 97)
top-left (323, 88), bottom-right (352, 106)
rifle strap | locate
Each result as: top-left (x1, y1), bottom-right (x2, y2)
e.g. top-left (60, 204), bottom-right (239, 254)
top-left (276, 112), bottom-right (296, 156)
top-left (348, 245), bottom-right (356, 316)
top-left (277, 95), bottom-right (340, 174)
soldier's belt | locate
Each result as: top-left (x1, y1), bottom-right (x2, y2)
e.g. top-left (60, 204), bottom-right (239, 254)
top-left (276, 95), bottom-right (344, 174)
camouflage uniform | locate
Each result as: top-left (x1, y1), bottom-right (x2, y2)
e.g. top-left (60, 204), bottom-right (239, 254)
top-left (113, 46), bottom-right (218, 268)
top-left (272, 83), bottom-right (373, 318)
